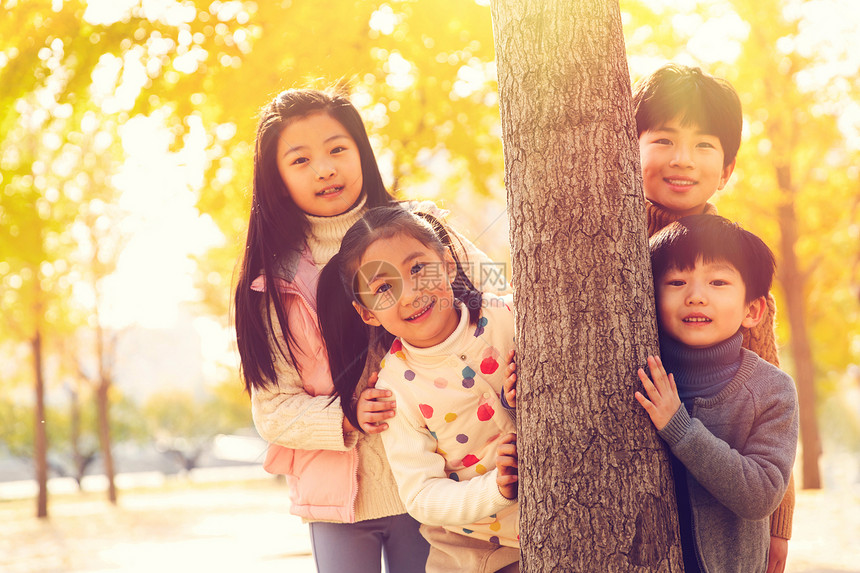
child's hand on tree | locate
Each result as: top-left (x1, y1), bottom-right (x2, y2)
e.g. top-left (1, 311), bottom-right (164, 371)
top-left (496, 433), bottom-right (519, 500)
top-left (634, 355), bottom-right (681, 431)
top-left (502, 349), bottom-right (517, 409)
top-left (345, 372), bottom-right (396, 434)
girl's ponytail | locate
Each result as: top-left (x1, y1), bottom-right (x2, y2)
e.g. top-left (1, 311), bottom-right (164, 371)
top-left (318, 252), bottom-right (370, 431)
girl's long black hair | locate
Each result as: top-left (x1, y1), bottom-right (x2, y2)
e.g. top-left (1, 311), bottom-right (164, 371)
top-left (234, 88), bottom-right (396, 394)
top-left (318, 205), bottom-right (483, 430)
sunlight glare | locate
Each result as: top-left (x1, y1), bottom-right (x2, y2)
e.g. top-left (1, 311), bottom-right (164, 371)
top-left (94, 114), bottom-right (223, 330)
top-left (384, 52), bottom-right (415, 90)
top-left (687, 13), bottom-right (748, 64)
top-left (370, 5), bottom-right (397, 35)
top-left (83, 0), bottom-right (137, 25)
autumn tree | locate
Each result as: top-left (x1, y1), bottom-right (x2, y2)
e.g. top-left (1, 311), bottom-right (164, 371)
top-left (0, 0), bottom-right (247, 516)
top-left (491, 1), bottom-right (681, 570)
top-left (189, 0), bottom-right (505, 319)
top-left (622, 0), bottom-right (860, 489)
top-left (725, 0), bottom-right (831, 489)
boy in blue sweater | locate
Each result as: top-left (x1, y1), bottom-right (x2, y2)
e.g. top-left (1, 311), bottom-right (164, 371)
top-left (635, 215), bottom-right (799, 573)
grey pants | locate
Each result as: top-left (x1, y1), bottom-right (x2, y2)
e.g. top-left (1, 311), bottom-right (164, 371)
top-left (309, 513), bottom-right (429, 573)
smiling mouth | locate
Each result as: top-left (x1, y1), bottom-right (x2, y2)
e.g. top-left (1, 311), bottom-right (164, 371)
top-left (406, 300), bottom-right (434, 321)
top-left (665, 178), bottom-right (697, 187)
top-left (316, 185), bottom-right (343, 197)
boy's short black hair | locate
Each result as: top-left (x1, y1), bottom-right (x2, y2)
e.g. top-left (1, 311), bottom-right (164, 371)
top-left (632, 64), bottom-right (742, 168)
top-left (650, 215), bottom-right (775, 302)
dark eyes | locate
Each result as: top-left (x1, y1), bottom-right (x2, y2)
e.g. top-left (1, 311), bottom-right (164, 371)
top-left (374, 283), bottom-right (392, 295)
top-left (651, 138), bottom-right (717, 149)
top-left (665, 279), bottom-right (730, 287)
top-left (288, 145), bottom-right (349, 166)
top-left (370, 263), bottom-right (427, 295)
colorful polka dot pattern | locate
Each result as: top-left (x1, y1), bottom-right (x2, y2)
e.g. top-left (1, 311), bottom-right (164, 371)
top-left (387, 304), bottom-right (516, 482)
top-left (462, 366), bottom-right (475, 388)
top-left (456, 504), bottom-right (518, 548)
top-left (379, 294), bottom-right (518, 548)
top-left (474, 316), bottom-right (488, 337)
top-left (480, 346), bottom-right (500, 375)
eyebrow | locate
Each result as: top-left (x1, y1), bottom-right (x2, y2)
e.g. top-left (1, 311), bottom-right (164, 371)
top-left (402, 251), bottom-right (425, 265)
top-left (365, 251), bottom-right (425, 285)
top-left (706, 262), bottom-right (738, 273)
top-left (653, 125), bottom-right (717, 137)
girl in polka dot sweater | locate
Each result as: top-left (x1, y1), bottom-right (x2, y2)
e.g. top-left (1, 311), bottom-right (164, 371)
top-left (318, 205), bottom-right (521, 573)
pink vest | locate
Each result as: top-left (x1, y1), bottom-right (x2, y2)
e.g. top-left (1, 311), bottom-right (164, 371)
top-left (251, 248), bottom-right (359, 523)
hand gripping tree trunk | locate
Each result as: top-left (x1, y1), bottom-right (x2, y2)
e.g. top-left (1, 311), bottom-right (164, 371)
top-left (490, 1), bottom-right (682, 570)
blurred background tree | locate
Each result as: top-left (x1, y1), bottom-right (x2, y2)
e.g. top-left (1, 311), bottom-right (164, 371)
top-left (1, 0), bottom-right (858, 519)
top-left (623, 0), bottom-right (860, 490)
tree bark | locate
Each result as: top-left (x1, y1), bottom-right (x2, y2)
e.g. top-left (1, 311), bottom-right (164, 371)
top-left (775, 164), bottom-right (822, 489)
top-left (491, 1), bottom-right (682, 570)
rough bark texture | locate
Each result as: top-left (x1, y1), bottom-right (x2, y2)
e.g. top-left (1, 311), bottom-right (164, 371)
top-left (775, 164), bottom-right (822, 489)
top-left (490, 1), bottom-right (682, 570)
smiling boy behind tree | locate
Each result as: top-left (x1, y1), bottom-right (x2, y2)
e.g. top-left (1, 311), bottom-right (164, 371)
top-left (635, 215), bottom-right (799, 573)
top-left (632, 65), bottom-right (795, 571)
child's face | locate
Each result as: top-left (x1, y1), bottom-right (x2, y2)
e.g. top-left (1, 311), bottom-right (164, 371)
top-left (656, 258), bottom-right (764, 349)
top-left (353, 234), bottom-right (460, 348)
top-left (276, 112), bottom-right (363, 217)
top-left (639, 117), bottom-right (735, 216)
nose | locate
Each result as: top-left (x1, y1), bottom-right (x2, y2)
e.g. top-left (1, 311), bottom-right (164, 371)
top-left (669, 145), bottom-right (694, 169)
top-left (315, 159), bottom-right (336, 180)
top-left (685, 283), bottom-right (706, 305)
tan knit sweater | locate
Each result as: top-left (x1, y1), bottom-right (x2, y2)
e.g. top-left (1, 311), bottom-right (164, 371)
top-left (646, 200), bottom-right (794, 540)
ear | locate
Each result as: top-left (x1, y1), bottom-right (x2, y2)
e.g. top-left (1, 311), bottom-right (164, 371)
top-left (352, 301), bottom-right (381, 327)
top-left (717, 158), bottom-right (736, 190)
top-left (741, 295), bottom-right (766, 329)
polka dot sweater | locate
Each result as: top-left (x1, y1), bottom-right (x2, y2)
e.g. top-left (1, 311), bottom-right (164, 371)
top-left (376, 293), bottom-right (519, 548)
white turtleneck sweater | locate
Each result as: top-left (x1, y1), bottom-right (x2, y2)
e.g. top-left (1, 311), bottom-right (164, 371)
top-left (304, 194), bottom-right (367, 268)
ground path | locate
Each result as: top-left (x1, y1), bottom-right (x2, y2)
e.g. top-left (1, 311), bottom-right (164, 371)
top-left (1, 468), bottom-right (857, 572)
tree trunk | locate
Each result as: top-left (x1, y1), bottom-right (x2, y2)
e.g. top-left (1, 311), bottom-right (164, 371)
top-left (96, 324), bottom-right (118, 504)
top-left (775, 164), bottom-right (822, 489)
top-left (32, 326), bottom-right (49, 519)
top-left (69, 384), bottom-right (88, 489)
top-left (96, 380), bottom-right (117, 503)
top-left (491, 1), bottom-right (682, 570)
